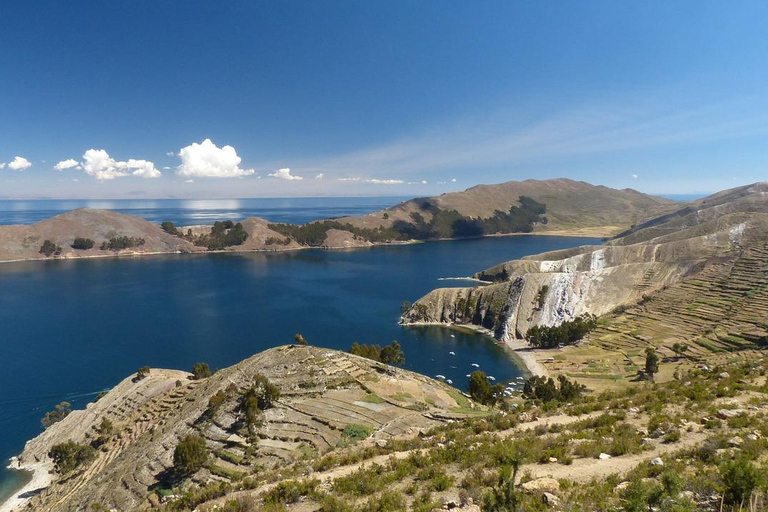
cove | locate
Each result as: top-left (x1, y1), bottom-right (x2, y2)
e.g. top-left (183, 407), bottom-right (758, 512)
top-left (0, 234), bottom-right (600, 497)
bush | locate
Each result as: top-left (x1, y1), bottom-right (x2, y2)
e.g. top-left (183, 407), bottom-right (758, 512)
top-left (468, 371), bottom-right (504, 406)
top-left (720, 457), bottom-right (764, 506)
top-left (192, 362), bottom-right (211, 380)
top-left (136, 366), bottom-right (151, 380)
top-left (42, 401), bottom-right (72, 429)
top-left (161, 221), bottom-right (179, 235)
top-left (349, 341), bottom-right (405, 366)
top-left (100, 236), bottom-right (145, 250)
top-left (526, 314), bottom-right (597, 349)
top-left (71, 237), bottom-right (95, 250)
top-left (341, 424), bottom-right (372, 443)
top-left (39, 240), bottom-right (62, 256)
top-left (49, 441), bottom-right (97, 474)
top-left (523, 375), bottom-right (585, 403)
top-left (173, 434), bottom-right (208, 475)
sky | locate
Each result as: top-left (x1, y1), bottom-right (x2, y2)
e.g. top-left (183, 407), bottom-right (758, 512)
top-left (1, 1), bottom-right (768, 199)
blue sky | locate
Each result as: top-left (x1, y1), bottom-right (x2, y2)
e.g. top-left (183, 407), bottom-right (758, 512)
top-left (1, 1), bottom-right (767, 199)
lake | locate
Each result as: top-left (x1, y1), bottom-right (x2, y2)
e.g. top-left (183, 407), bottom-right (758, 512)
top-left (0, 198), bottom-right (601, 500)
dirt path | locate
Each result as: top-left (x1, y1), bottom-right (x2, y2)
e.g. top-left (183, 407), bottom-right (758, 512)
top-left (522, 431), bottom-right (708, 483)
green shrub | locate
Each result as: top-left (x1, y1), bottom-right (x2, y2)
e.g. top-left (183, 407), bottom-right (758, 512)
top-left (71, 237), bottom-right (95, 250)
top-left (41, 401), bottom-right (72, 429)
top-left (39, 240), bottom-right (62, 256)
top-left (173, 434), bottom-right (208, 475)
top-left (49, 441), bottom-right (97, 474)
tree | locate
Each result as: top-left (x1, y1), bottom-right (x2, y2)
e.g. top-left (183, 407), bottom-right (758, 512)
top-left (468, 371), bottom-right (503, 405)
top-left (173, 434), bottom-right (208, 475)
top-left (136, 366), bottom-right (151, 380)
top-left (483, 458), bottom-right (522, 511)
top-left (671, 342), bottom-right (689, 359)
top-left (160, 221), bottom-right (179, 235)
top-left (720, 457), bottom-right (764, 507)
top-left (192, 362), bottom-right (211, 380)
top-left (49, 441), bottom-right (97, 474)
top-left (645, 347), bottom-right (660, 380)
top-left (380, 340), bottom-right (405, 366)
top-left (294, 333), bottom-right (308, 345)
top-left (42, 401), bottom-right (72, 429)
top-left (71, 237), bottom-right (95, 250)
top-left (39, 240), bottom-right (62, 256)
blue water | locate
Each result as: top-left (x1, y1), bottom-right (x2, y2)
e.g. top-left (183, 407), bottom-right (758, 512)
top-left (0, 200), bottom-right (601, 500)
top-left (0, 197), bottom-right (408, 226)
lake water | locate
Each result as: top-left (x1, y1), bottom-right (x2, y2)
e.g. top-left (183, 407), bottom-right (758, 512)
top-left (0, 198), bottom-right (601, 501)
top-left (0, 197), bottom-right (409, 226)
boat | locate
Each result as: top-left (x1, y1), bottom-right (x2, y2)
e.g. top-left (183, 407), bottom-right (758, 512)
top-left (471, 363), bottom-right (480, 368)
top-left (449, 351), bottom-right (456, 355)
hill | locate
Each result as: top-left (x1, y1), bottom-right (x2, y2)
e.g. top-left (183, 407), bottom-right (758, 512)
top-left (401, 181), bottom-right (768, 389)
top-left (9, 345), bottom-right (485, 511)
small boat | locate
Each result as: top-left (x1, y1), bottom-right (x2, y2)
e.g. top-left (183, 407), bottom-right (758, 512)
top-left (516, 376), bottom-right (524, 380)
top-left (449, 351), bottom-right (456, 356)
top-left (446, 379), bottom-right (453, 384)
top-left (488, 376), bottom-right (496, 381)
top-left (450, 334), bottom-right (456, 338)
top-left (465, 374), bottom-right (471, 378)
top-left (471, 363), bottom-right (480, 368)
top-left (436, 374), bottom-right (446, 380)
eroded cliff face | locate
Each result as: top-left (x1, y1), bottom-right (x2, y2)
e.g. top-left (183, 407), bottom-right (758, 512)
top-left (402, 197), bottom-right (768, 340)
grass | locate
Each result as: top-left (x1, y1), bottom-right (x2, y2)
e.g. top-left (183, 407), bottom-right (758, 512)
top-left (390, 392), bottom-right (413, 401)
top-left (360, 393), bottom-right (385, 404)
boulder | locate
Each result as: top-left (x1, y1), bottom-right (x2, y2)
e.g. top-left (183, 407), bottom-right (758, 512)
top-left (522, 477), bottom-right (560, 493)
top-left (717, 409), bottom-right (739, 420)
top-left (650, 457), bottom-right (664, 467)
top-left (598, 452), bottom-right (612, 460)
top-left (542, 492), bottom-right (560, 506)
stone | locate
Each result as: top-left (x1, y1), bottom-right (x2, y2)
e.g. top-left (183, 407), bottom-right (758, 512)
top-left (548, 457), bottom-right (558, 463)
top-left (614, 481), bottom-right (632, 493)
top-left (717, 409), bottom-right (739, 420)
top-left (747, 434), bottom-right (759, 441)
top-left (598, 452), bottom-right (611, 460)
top-left (521, 477), bottom-right (560, 493)
top-left (376, 439), bottom-right (388, 448)
top-left (719, 372), bottom-right (730, 379)
top-left (650, 457), bottom-right (664, 466)
top-left (727, 436), bottom-right (743, 447)
top-left (542, 492), bottom-right (560, 506)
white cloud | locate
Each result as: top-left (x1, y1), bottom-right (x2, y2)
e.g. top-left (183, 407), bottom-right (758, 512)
top-left (268, 168), bottom-right (303, 180)
top-left (54, 159), bottom-right (80, 171)
top-left (185, 179), bottom-right (194, 183)
top-left (367, 178), bottom-right (403, 185)
top-left (407, 180), bottom-right (429, 185)
top-left (8, 156), bottom-right (32, 171)
top-left (315, 173), bottom-right (324, 179)
top-left (82, 149), bottom-right (161, 180)
top-left (451, 178), bottom-right (457, 182)
top-left (176, 139), bottom-right (255, 178)
top-left (166, 151), bottom-right (175, 157)
top-left (338, 177), bottom-right (361, 181)
top-left (632, 174), bottom-right (639, 179)
top-left (0, 163), bottom-right (5, 170)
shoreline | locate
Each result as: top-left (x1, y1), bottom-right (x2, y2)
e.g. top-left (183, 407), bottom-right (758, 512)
top-left (401, 320), bottom-right (547, 379)
top-left (0, 461), bottom-right (53, 512)
top-left (0, 231), bottom-right (605, 268)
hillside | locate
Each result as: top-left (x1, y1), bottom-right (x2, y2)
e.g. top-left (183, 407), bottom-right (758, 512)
top-left (335, 178), bottom-right (675, 238)
top-left (401, 181), bottom-right (768, 387)
top-left (9, 345), bottom-right (485, 511)
top-left (6, 347), bottom-right (767, 512)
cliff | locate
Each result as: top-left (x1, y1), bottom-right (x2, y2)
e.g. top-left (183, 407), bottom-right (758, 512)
top-left (402, 182), bottom-right (768, 340)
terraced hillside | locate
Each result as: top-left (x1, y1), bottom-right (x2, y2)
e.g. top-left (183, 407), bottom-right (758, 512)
top-left (13, 346), bottom-right (484, 512)
top-left (402, 182), bottom-right (768, 345)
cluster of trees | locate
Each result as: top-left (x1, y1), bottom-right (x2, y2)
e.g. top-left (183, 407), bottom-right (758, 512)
top-left (39, 240), bottom-right (62, 256)
top-left (71, 237), bottom-right (95, 250)
top-left (195, 220), bottom-right (248, 250)
top-left (522, 375), bottom-right (586, 403)
top-left (41, 401), bottom-right (72, 428)
top-left (349, 340), bottom-right (405, 365)
top-left (173, 434), bottom-right (208, 475)
top-left (192, 362), bottom-right (212, 380)
top-left (160, 221), bottom-right (179, 235)
top-left (268, 196), bottom-right (547, 246)
top-left (468, 371), bottom-right (505, 406)
top-left (48, 440), bottom-right (97, 474)
top-left (240, 374), bottom-right (281, 433)
top-left (100, 236), bottom-right (146, 250)
top-left (525, 314), bottom-right (598, 349)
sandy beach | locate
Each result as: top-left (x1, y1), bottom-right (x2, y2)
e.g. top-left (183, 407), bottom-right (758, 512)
top-left (0, 461), bottom-right (53, 512)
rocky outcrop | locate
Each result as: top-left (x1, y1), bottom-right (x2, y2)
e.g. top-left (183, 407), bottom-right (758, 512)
top-left (14, 346), bottom-right (484, 512)
top-left (402, 183), bottom-right (768, 340)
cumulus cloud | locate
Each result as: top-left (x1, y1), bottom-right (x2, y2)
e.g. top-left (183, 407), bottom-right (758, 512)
top-left (82, 149), bottom-right (161, 180)
top-left (451, 178), bottom-right (457, 182)
top-left (8, 156), bottom-right (32, 171)
top-left (632, 174), bottom-right (639, 179)
top-left (54, 159), bottom-right (80, 171)
top-left (0, 163), bottom-right (5, 169)
top-left (315, 173), bottom-right (324, 179)
top-left (176, 139), bottom-right (255, 178)
top-left (166, 151), bottom-right (175, 157)
top-left (367, 178), bottom-right (403, 185)
top-left (268, 168), bottom-right (303, 180)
